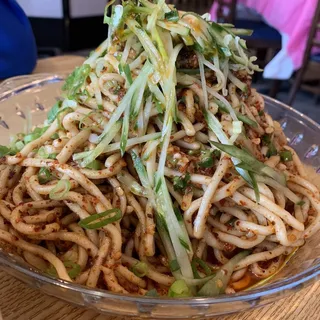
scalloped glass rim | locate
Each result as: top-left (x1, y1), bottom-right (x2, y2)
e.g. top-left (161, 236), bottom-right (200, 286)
top-left (0, 74), bottom-right (320, 317)
top-left (0, 73), bottom-right (65, 101)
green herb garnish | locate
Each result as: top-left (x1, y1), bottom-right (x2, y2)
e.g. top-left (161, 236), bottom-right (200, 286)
top-left (173, 173), bottom-right (191, 192)
top-left (198, 150), bottom-right (214, 168)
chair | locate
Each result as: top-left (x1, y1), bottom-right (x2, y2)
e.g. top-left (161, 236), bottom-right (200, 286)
top-left (214, 0), bottom-right (283, 97)
top-left (287, 1), bottom-right (320, 106)
top-left (215, 0), bottom-right (281, 65)
top-left (170, 0), bottom-right (212, 14)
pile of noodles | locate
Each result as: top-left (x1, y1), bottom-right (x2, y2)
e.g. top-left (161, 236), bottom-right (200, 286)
top-left (0, 0), bottom-right (319, 297)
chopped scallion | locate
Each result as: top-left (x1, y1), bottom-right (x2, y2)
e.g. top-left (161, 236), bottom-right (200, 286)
top-left (168, 280), bottom-right (192, 298)
top-left (51, 133), bottom-right (59, 140)
top-left (49, 180), bottom-right (71, 200)
top-left (198, 150), bottom-right (214, 168)
top-left (266, 143), bottom-right (277, 158)
top-left (63, 261), bottom-right (81, 279)
top-left (280, 150), bottom-right (293, 162)
top-left (48, 153), bottom-right (57, 160)
top-left (85, 160), bottom-right (104, 170)
top-left (37, 147), bottom-right (49, 159)
top-left (132, 261), bottom-right (148, 277)
top-left (0, 145), bottom-right (14, 157)
top-left (38, 168), bottom-right (53, 185)
top-left (173, 173), bottom-right (191, 192)
top-left (24, 127), bottom-right (49, 144)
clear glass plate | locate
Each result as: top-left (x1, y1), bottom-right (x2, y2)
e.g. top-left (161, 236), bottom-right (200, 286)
top-left (0, 74), bottom-right (319, 318)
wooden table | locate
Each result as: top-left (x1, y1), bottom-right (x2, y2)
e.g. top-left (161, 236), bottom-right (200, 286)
top-left (0, 56), bottom-right (320, 320)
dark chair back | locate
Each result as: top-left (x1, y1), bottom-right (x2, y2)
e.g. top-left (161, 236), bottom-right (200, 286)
top-left (215, 0), bottom-right (237, 23)
top-left (288, 1), bottom-right (320, 105)
top-left (170, 0), bottom-right (215, 15)
top-left (170, 0), bottom-right (236, 18)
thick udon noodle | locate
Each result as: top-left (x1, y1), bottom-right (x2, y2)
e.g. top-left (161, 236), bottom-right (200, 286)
top-left (0, 2), bottom-right (319, 297)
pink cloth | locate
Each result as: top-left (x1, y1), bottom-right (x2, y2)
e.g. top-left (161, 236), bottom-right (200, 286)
top-left (210, 0), bottom-right (318, 79)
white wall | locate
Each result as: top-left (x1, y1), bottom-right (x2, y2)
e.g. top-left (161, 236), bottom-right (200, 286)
top-left (17, 0), bottom-right (63, 18)
top-left (17, 0), bottom-right (106, 19)
top-left (69, 0), bottom-right (107, 18)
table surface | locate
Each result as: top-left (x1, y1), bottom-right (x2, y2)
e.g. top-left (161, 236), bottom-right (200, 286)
top-left (0, 55), bottom-right (320, 320)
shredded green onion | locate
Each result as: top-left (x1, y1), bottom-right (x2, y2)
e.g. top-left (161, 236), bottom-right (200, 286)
top-left (62, 64), bottom-right (91, 99)
top-left (165, 9), bottom-right (179, 22)
top-left (192, 257), bottom-right (212, 276)
top-left (119, 63), bottom-right (133, 84)
top-left (198, 251), bottom-right (249, 296)
top-left (212, 141), bottom-right (286, 186)
top-left (47, 101), bottom-right (61, 123)
top-left (78, 208), bottom-right (121, 229)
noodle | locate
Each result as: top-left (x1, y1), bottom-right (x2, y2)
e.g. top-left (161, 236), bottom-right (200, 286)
top-left (0, 0), bottom-right (318, 298)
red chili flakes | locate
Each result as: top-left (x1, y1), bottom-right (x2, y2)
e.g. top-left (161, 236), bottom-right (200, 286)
top-left (224, 242), bottom-right (235, 252)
